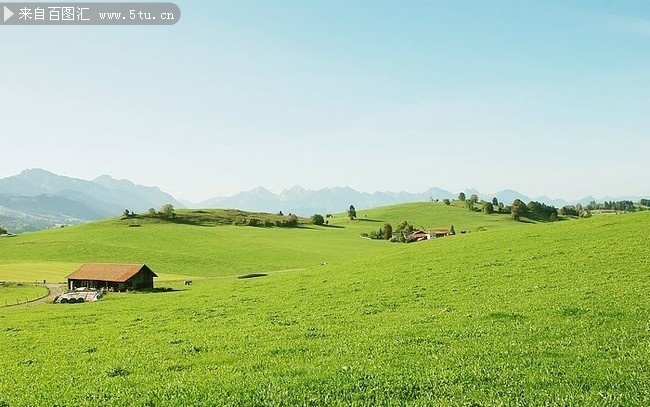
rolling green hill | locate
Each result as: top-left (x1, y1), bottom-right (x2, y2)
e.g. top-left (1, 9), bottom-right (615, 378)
top-left (0, 204), bottom-right (648, 405)
top-left (0, 202), bottom-right (521, 281)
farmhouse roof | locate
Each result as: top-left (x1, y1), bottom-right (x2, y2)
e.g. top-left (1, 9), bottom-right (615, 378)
top-left (427, 229), bottom-right (451, 234)
top-left (66, 264), bottom-right (157, 282)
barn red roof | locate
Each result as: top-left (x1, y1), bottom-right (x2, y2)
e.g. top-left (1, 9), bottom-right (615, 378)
top-left (66, 264), bottom-right (157, 282)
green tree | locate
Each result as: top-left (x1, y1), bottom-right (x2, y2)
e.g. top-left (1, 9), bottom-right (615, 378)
top-left (560, 206), bottom-right (578, 216)
top-left (469, 194), bottom-right (479, 203)
top-left (381, 223), bottom-right (393, 240)
top-left (483, 202), bottom-right (494, 214)
top-left (348, 205), bottom-right (357, 220)
top-left (311, 214), bottom-right (325, 225)
top-left (123, 209), bottom-right (130, 217)
top-left (396, 220), bottom-right (414, 234)
top-left (160, 204), bottom-right (175, 219)
top-left (466, 200), bottom-right (475, 211)
top-left (393, 220), bottom-right (413, 242)
top-left (443, 199), bottom-right (451, 205)
top-left (458, 192), bottom-right (466, 201)
top-left (0, 226), bottom-right (7, 235)
top-left (511, 199), bottom-right (527, 221)
top-left (492, 197), bottom-right (499, 206)
top-left (148, 208), bottom-right (157, 217)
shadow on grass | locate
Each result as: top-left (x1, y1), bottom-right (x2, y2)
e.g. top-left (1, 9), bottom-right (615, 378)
top-left (518, 219), bottom-right (537, 224)
top-left (238, 273), bottom-right (268, 279)
top-left (131, 287), bottom-right (184, 294)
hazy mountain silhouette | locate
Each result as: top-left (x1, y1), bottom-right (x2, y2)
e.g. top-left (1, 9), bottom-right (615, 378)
top-left (0, 169), bottom-right (183, 232)
top-left (0, 169), bottom-right (644, 233)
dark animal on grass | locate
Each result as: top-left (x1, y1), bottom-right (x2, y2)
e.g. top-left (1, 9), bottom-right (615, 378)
top-left (184, 280), bottom-right (192, 286)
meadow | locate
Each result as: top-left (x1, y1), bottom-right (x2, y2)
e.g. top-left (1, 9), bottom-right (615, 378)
top-left (0, 283), bottom-right (48, 307)
top-left (0, 202), bottom-right (518, 280)
top-left (0, 203), bottom-right (648, 405)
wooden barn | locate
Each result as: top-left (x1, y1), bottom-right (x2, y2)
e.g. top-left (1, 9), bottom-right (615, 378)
top-left (66, 263), bottom-right (157, 292)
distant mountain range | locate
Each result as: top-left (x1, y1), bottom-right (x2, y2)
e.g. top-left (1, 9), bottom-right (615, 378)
top-left (196, 186), bottom-right (646, 217)
top-left (0, 169), bottom-right (645, 233)
top-left (0, 169), bottom-right (183, 232)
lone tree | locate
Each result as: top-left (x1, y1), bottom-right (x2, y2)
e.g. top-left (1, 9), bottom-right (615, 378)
top-left (160, 204), bottom-right (175, 219)
top-left (311, 214), bottom-right (325, 225)
top-left (469, 194), bottom-right (479, 203)
top-left (443, 199), bottom-right (451, 206)
top-left (458, 192), bottom-right (466, 201)
top-left (348, 205), bottom-right (357, 220)
top-left (148, 208), bottom-right (157, 217)
top-left (0, 226), bottom-right (7, 235)
top-left (492, 197), bottom-right (499, 206)
top-left (511, 199), bottom-right (527, 221)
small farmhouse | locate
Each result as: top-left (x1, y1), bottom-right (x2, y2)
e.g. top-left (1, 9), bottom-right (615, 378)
top-left (408, 229), bottom-right (453, 242)
top-left (66, 263), bottom-right (157, 292)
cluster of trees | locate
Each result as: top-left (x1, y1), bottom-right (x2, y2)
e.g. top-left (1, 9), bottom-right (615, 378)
top-left (363, 220), bottom-right (417, 242)
top-left (641, 199), bottom-right (650, 207)
top-left (365, 223), bottom-right (394, 240)
top-left (559, 204), bottom-right (592, 218)
top-left (526, 201), bottom-right (559, 221)
top-left (147, 204), bottom-right (176, 219)
top-left (585, 200), bottom-right (635, 212)
top-left (452, 193), bottom-right (562, 222)
top-left (504, 199), bottom-right (561, 221)
top-left (241, 213), bottom-right (300, 227)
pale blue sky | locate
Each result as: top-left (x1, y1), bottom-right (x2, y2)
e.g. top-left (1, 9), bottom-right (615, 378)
top-left (1, 1), bottom-right (648, 201)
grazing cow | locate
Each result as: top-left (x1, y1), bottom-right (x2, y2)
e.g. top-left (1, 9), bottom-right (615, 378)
top-left (184, 280), bottom-right (192, 286)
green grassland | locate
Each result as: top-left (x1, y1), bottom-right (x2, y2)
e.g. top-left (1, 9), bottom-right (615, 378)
top-left (0, 283), bottom-right (48, 307)
top-left (0, 202), bottom-right (519, 280)
top-left (0, 204), bottom-right (648, 405)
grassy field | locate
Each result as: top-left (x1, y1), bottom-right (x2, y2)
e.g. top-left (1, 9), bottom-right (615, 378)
top-left (0, 204), bottom-right (648, 405)
top-left (0, 283), bottom-right (48, 307)
top-left (0, 202), bottom-right (519, 280)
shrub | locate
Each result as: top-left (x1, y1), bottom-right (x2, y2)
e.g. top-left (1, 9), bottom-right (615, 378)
top-left (381, 223), bottom-right (393, 240)
top-left (284, 214), bottom-right (299, 227)
top-left (311, 214), bottom-right (325, 225)
top-left (483, 203), bottom-right (494, 214)
top-left (247, 218), bottom-right (261, 227)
